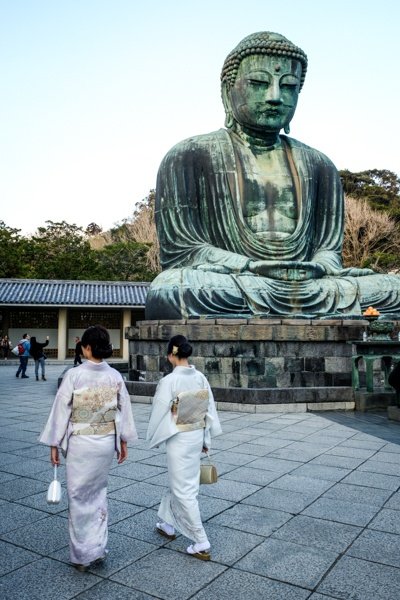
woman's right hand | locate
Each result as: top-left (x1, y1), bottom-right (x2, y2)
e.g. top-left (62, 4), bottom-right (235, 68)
top-left (202, 446), bottom-right (208, 453)
top-left (51, 446), bottom-right (60, 465)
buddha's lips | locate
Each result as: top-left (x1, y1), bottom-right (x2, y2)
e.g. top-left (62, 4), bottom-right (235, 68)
top-left (259, 107), bottom-right (282, 115)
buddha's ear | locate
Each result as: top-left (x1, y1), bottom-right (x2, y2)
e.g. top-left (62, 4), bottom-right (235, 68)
top-left (221, 82), bottom-right (234, 129)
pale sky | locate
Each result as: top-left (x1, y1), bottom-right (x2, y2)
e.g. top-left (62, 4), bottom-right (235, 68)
top-left (1, 0), bottom-right (399, 235)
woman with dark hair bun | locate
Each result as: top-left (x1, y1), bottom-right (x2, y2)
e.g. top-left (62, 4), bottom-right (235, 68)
top-left (147, 334), bottom-right (222, 561)
top-left (81, 325), bottom-right (114, 359)
top-left (39, 324), bottom-right (137, 571)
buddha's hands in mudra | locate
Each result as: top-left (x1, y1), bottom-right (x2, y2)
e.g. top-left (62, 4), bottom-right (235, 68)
top-left (248, 260), bottom-right (326, 281)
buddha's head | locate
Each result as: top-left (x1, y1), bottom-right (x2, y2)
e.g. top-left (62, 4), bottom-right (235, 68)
top-left (221, 32), bottom-right (308, 135)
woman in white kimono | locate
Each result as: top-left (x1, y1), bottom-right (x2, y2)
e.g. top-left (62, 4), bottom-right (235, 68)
top-left (39, 325), bottom-right (137, 571)
top-left (146, 334), bottom-right (222, 560)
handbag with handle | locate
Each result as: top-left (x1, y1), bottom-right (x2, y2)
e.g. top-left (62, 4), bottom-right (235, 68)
top-left (200, 452), bottom-right (218, 484)
top-left (46, 465), bottom-right (62, 504)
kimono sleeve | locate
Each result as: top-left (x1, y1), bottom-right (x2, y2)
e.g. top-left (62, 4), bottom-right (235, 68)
top-left (146, 376), bottom-right (178, 448)
top-left (39, 370), bottom-right (74, 449)
top-left (203, 379), bottom-right (222, 449)
top-left (117, 379), bottom-right (138, 443)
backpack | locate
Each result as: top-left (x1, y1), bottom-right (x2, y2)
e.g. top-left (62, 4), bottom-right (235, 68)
top-left (12, 343), bottom-right (24, 356)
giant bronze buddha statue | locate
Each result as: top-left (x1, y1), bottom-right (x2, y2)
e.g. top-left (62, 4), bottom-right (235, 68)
top-left (146, 31), bottom-right (400, 319)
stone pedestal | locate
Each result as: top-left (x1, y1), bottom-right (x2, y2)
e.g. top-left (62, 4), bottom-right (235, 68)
top-left (388, 405), bottom-right (400, 421)
top-left (355, 391), bottom-right (395, 412)
top-left (125, 317), bottom-right (396, 410)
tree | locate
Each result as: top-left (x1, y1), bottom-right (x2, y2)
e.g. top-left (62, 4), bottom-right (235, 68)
top-left (340, 169), bottom-right (400, 216)
top-left (0, 221), bottom-right (30, 277)
top-left (85, 222), bottom-right (103, 236)
top-left (343, 195), bottom-right (400, 271)
top-left (109, 190), bottom-right (160, 274)
top-left (95, 241), bottom-right (157, 281)
top-left (29, 221), bottom-right (98, 279)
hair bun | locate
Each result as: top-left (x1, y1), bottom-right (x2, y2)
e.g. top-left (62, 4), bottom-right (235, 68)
top-left (93, 343), bottom-right (113, 359)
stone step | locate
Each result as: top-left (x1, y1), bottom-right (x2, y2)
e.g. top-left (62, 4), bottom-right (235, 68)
top-left (125, 381), bottom-right (357, 412)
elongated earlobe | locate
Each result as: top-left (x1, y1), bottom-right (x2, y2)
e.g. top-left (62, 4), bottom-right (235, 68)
top-left (221, 82), bottom-right (235, 129)
top-left (284, 124), bottom-right (290, 134)
top-left (225, 111), bottom-right (234, 128)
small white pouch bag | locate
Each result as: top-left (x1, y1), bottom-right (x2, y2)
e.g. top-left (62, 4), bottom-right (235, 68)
top-left (46, 465), bottom-right (62, 504)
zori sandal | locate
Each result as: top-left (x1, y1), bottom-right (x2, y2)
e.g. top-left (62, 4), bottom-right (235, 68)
top-left (156, 521), bottom-right (176, 540)
top-left (72, 563), bottom-right (89, 572)
top-left (187, 543), bottom-right (211, 561)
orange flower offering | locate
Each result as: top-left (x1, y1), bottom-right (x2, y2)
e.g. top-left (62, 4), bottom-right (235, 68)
top-left (363, 306), bottom-right (380, 316)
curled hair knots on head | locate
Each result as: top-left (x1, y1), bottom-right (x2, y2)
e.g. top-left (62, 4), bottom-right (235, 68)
top-left (221, 31), bottom-right (308, 91)
top-left (167, 334), bottom-right (193, 359)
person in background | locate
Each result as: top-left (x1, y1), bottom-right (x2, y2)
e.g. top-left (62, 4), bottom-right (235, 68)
top-left (1, 335), bottom-right (11, 360)
top-left (16, 333), bottom-right (30, 378)
top-left (30, 335), bottom-right (50, 381)
top-left (74, 336), bottom-right (83, 366)
top-left (39, 325), bottom-right (138, 572)
top-left (146, 334), bottom-right (222, 561)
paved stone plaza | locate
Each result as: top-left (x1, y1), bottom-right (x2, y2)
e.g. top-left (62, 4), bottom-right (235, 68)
top-left (1, 362), bottom-right (400, 599)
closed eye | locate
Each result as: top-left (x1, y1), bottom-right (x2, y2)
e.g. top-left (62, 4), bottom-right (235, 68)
top-left (247, 78), bottom-right (269, 87)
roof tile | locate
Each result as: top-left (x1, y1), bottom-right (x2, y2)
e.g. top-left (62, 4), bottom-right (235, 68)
top-left (0, 279), bottom-right (149, 307)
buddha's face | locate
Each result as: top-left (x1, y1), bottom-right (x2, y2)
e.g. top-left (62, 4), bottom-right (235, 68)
top-left (227, 54), bottom-right (302, 134)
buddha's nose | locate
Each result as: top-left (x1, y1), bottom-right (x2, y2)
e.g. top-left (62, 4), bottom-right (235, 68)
top-left (265, 81), bottom-right (282, 104)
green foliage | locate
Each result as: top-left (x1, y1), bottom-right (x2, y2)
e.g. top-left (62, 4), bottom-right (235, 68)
top-left (0, 215), bottom-right (158, 281)
top-left (95, 241), bottom-right (157, 281)
top-left (361, 252), bottom-right (399, 271)
top-left (340, 169), bottom-right (400, 215)
top-left (28, 221), bottom-right (98, 279)
top-left (0, 221), bottom-right (30, 277)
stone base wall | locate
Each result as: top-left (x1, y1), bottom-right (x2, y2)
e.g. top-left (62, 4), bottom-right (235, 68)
top-left (125, 318), bottom-right (400, 408)
top-left (126, 318), bottom-right (371, 388)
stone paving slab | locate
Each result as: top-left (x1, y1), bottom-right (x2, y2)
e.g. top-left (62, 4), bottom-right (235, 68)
top-left (110, 548), bottom-right (227, 600)
top-left (0, 501), bottom-right (49, 534)
top-left (322, 482), bottom-right (393, 507)
top-left (0, 557), bottom-right (102, 600)
top-left (368, 507), bottom-right (400, 535)
top-left (191, 568), bottom-right (311, 600)
top-left (271, 514), bottom-right (362, 553)
top-left (208, 503), bottom-right (292, 536)
top-left (347, 528), bottom-right (400, 568)
top-left (50, 531), bottom-right (158, 577)
top-left (0, 539), bottom-right (40, 577)
top-left (167, 523), bottom-right (265, 566)
top-left (318, 555), bottom-right (400, 600)
top-left (235, 537), bottom-right (338, 589)
top-left (302, 497), bottom-right (380, 527)
top-left (241, 484), bottom-right (319, 514)
top-left (1, 363), bottom-right (400, 599)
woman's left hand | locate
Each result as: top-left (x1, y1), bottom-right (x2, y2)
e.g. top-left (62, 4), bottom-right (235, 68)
top-left (117, 440), bottom-right (128, 464)
top-left (51, 446), bottom-right (60, 465)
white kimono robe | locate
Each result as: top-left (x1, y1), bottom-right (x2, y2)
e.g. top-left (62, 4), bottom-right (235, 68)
top-left (146, 365), bottom-right (222, 543)
top-left (39, 360), bottom-right (137, 566)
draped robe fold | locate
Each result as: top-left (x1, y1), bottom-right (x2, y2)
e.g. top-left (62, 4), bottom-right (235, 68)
top-left (39, 361), bottom-right (137, 566)
top-left (146, 129), bottom-right (400, 318)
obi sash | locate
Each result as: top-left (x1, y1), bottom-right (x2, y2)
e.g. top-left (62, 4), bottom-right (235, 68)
top-left (172, 388), bottom-right (209, 432)
top-left (71, 386), bottom-right (117, 436)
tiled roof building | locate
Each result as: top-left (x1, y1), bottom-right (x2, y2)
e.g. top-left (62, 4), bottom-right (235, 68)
top-left (0, 279), bottom-right (149, 360)
top-left (0, 279), bottom-right (148, 306)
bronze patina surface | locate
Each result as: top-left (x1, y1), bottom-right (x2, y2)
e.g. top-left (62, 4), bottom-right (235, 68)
top-left (146, 32), bottom-right (400, 319)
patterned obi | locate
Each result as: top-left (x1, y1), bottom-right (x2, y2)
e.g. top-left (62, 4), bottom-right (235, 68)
top-left (172, 388), bottom-right (209, 432)
top-left (71, 385), bottom-right (117, 436)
